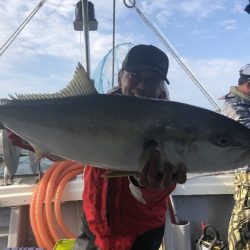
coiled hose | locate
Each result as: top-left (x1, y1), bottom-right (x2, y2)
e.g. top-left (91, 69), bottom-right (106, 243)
top-left (29, 161), bottom-right (84, 250)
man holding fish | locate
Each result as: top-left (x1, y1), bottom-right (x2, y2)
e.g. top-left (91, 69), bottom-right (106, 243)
top-left (5, 44), bottom-right (187, 250)
top-left (79, 44), bottom-right (187, 250)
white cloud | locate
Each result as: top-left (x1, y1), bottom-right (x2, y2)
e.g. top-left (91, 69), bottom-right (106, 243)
top-left (0, 0), bottom-right (227, 64)
top-left (140, 0), bottom-right (225, 25)
top-left (0, 0), bottom-right (249, 111)
top-left (0, 0), bottom-right (140, 98)
top-left (219, 19), bottom-right (237, 30)
top-left (167, 56), bottom-right (250, 110)
top-left (0, 1), bottom-right (77, 58)
top-left (232, 1), bottom-right (245, 13)
top-left (191, 28), bottom-right (218, 40)
top-left (177, 0), bottom-right (225, 18)
top-left (0, 1), bottom-right (138, 63)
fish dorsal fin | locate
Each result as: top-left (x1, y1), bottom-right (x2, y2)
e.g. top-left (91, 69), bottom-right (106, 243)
top-left (10, 62), bottom-right (98, 101)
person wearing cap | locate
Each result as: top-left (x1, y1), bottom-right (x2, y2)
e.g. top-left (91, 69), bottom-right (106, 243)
top-left (221, 64), bottom-right (250, 250)
top-left (78, 44), bottom-right (187, 250)
top-left (222, 64), bottom-right (250, 127)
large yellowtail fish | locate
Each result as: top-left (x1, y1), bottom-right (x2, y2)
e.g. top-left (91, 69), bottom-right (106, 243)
top-left (1, 63), bottom-right (250, 174)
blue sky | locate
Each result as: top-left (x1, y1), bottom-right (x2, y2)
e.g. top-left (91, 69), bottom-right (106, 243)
top-left (0, 0), bottom-right (250, 110)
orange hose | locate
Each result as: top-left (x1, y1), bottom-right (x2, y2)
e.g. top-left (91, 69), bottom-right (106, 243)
top-left (35, 164), bottom-right (56, 249)
top-left (29, 161), bottom-right (84, 250)
top-left (29, 183), bottom-right (44, 246)
top-left (54, 167), bottom-right (83, 238)
top-left (45, 161), bottom-right (77, 241)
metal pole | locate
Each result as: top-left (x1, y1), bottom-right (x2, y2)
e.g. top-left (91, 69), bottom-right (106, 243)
top-left (81, 0), bottom-right (91, 78)
top-left (112, 0), bottom-right (116, 87)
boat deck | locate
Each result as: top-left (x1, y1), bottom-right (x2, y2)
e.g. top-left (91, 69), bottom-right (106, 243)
top-left (0, 172), bottom-right (235, 249)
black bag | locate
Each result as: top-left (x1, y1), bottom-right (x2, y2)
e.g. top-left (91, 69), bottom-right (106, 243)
top-left (196, 225), bottom-right (227, 250)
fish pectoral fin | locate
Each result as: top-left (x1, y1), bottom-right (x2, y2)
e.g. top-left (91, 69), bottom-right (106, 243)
top-left (46, 154), bottom-right (66, 162)
top-left (30, 144), bottom-right (46, 162)
top-left (35, 153), bottom-right (45, 162)
top-left (31, 143), bottom-right (65, 162)
top-left (101, 170), bottom-right (138, 178)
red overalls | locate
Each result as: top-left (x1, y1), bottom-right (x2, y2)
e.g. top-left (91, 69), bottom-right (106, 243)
top-left (83, 165), bottom-right (176, 250)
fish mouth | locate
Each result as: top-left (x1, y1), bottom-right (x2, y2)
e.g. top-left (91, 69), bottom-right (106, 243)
top-left (227, 148), bottom-right (250, 166)
top-left (129, 92), bottom-right (151, 98)
top-left (131, 93), bottom-right (146, 98)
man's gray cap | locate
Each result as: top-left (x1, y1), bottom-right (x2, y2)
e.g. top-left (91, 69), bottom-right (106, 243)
top-left (240, 64), bottom-right (250, 77)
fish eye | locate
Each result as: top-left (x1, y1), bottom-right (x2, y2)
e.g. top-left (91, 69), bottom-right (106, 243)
top-left (210, 133), bottom-right (231, 147)
top-left (218, 136), bottom-right (229, 146)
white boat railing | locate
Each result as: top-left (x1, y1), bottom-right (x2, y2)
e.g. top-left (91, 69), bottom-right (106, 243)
top-left (0, 173), bottom-right (234, 208)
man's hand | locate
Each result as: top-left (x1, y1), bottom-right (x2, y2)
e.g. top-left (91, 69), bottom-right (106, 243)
top-left (135, 149), bottom-right (187, 189)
